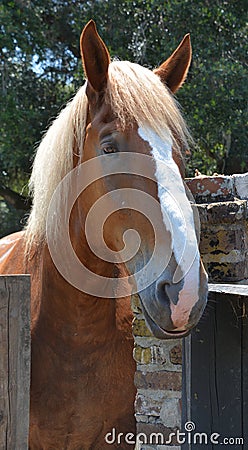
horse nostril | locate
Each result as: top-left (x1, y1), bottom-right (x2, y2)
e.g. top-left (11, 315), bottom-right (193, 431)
top-left (155, 280), bottom-right (171, 304)
top-left (156, 279), bottom-right (183, 306)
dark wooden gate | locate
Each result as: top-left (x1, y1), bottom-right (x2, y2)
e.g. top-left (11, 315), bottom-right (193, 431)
top-left (183, 284), bottom-right (248, 449)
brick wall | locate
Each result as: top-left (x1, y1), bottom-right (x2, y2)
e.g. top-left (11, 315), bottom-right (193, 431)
top-left (187, 173), bottom-right (248, 282)
top-left (131, 173), bottom-right (248, 449)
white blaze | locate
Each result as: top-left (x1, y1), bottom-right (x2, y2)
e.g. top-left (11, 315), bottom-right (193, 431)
top-left (138, 126), bottom-right (200, 329)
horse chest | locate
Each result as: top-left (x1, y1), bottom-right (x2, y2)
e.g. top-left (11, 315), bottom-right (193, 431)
top-left (30, 333), bottom-right (136, 449)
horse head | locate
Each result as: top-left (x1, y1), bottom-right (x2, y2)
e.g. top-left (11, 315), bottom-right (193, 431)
top-left (40, 20), bottom-right (208, 340)
top-left (77, 21), bottom-right (208, 339)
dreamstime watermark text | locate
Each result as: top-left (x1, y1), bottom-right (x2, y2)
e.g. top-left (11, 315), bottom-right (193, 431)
top-left (104, 421), bottom-right (244, 446)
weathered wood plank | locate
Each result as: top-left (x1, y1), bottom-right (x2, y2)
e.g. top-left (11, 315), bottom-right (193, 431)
top-left (183, 292), bottom-right (246, 449)
top-left (208, 283), bottom-right (248, 296)
top-left (241, 297), bottom-right (248, 444)
top-left (0, 275), bottom-right (31, 450)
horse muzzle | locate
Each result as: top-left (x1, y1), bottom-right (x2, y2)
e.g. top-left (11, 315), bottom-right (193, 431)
top-left (138, 263), bottom-right (208, 340)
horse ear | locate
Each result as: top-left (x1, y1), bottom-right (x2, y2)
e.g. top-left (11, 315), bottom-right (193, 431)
top-left (80, 20), bottom-right (110, 93)
top-left (154, 34), bottom-right (192, 93)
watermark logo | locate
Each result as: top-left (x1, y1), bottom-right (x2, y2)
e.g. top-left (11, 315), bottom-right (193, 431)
top-left (104, 422), bottom-right (244, 446)
top-left (184, 420), bottom-right (196, 432)
top-left (46, 153), bottom-right (200, 297)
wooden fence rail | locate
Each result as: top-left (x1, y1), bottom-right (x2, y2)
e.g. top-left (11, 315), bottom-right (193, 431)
top-left (0, 275), bottom-right (30, 450)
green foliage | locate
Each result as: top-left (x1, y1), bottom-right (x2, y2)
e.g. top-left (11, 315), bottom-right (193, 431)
top-left (0, 200), bottom-right (26, 238)
top-left (0, 0), bottom-right (247, 234)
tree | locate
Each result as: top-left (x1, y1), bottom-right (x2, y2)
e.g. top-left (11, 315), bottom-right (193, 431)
top-left (1, 0), bottom-right (247, 236)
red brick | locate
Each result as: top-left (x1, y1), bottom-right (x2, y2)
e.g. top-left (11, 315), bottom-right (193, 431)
top-left (136, 423), bottom-right (179, 445)
top-left (198, 200), bottom-right (247, 224)
top-left (170, 345), bottom-right (182, 365)
top-left (186, 175), bottom-right (234, 203)
top-left (134, 370), bottom-right (182, 391)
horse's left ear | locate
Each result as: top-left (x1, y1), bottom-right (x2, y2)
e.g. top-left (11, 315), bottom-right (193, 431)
top-left (80, 20), bottom-right (110, 93)
top-left (154, 34), bottom-right (192, 93)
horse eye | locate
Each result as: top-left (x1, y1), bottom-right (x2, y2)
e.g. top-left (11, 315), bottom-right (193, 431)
top-left (102, 144), bottom-right (117, 154)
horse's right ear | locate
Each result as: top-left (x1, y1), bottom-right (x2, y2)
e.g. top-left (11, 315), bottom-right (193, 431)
top-left (154, 34), bottom-right (192, 93)
top-left (80, 20), bottom-right (110, 93)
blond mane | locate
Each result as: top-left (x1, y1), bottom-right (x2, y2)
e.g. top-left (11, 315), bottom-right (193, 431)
top-left (107, 61), bottom-right (190, 148)
top-left (25, 60), bottom-right (190, 249)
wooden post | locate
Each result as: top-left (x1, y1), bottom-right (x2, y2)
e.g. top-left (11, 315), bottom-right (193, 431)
top-left (0, 275), bottom-right (31, 450)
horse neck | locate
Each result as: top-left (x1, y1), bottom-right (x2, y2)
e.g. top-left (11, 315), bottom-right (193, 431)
top-left (35, 240), bottom-right (118, 349)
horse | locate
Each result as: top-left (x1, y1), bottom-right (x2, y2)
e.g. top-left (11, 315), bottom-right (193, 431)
top-left (0, 20), bottom-right (208, 449)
